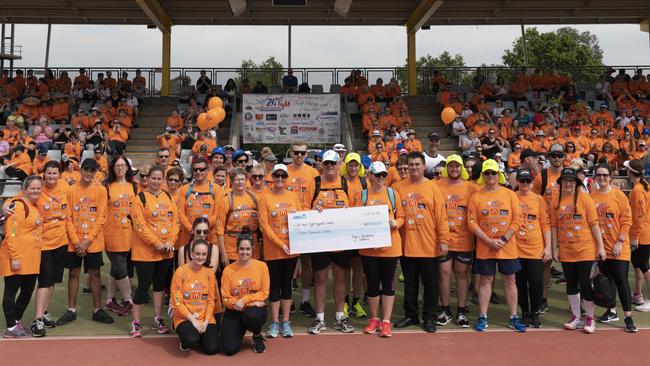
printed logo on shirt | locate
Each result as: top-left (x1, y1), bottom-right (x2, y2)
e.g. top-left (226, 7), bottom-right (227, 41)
top-left (499, 209), bottom-right (509, 216)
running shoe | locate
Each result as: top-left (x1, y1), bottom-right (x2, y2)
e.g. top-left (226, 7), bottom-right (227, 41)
top-left (308, 319), bottom-right (326, 335)
top-left (119, 301), bottom-right (133, 316)
top-left (632, 293), bottom-right (645, 306)
top-left (624, 317), bottom-right (638, 333)
top-left (398, 273), bottom-right (404, 282)
top-left (508, 315), bottom-right (526, 333)
top-left (489, 292), bottom-right (501, 305)
top-left (538, 298), bottom-right (549, 314)
top-left (635, 300), bottom-right (650, 312)
top-left (3, 326), bottom-right (28, 339)
top-left (30, 318), bottom-right (46, 337)
top-left (583, 316), bottom-right (596, 334)
top-left (82, 287), bottom-right (92, 295)
top-left (179, 342), bottom-right (191, 352)
top-left (266, 322), bottom-right (280, 338)
top-left (16, 320), bottom-right (30, 336)
top-left (379, 321), bottom-right (392, 338)
top-left (555, 276), bottom-right (567, 285)
top-left (300, 301), bottom-right (316, 317)
top-left (281, 320), bottom-right (294, 338)
top-left (474, 315), bottom-right (488, 332)
top-left (129, 321), bottom-right (142, 337)
top-left (106, 298), bottom-right (125, 314)
top-left (42, 311), bottom-right (56, 328)
top-left (92, 309), bottom-right (114, 324)
top-left (597, 309), bottom-right (619, 323)
top-left (252, 334), bottom-right (266, 353)
top-left (563, 315), bottom-right (584, 330)
top-left (352, 302), bottom-right (367, 318)
top-left (56, 310), bottom-right (77, 326)
top-left (529, 313), bottom-right (542, 328)
top-left (436, 309), bottom-right (452, 326)
top-left (456, 312), bottom-right (470, 328)
top-left (290, 302), bottom-right (296, 314)
top-left (152, 317), bottom-right (169, 334)
top-left (334, 317), bottom-right (355, 333)
top-left (521, 312), bottom-right (531, 327)
top-left (364, 318), bottom-right (381, 334)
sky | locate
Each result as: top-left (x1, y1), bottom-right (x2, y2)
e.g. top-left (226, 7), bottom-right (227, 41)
top-left (6, 23), bottom-right (650, 88)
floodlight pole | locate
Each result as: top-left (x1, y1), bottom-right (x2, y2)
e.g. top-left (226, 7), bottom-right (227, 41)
top-left (44, 24), bottom-right (52, 69)
top-left (288, 24), bottom-right (292, 69)
top-left (521, 24), bottom-right (529, 67)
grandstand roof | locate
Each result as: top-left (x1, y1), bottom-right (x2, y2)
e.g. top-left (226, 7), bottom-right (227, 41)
top-left (1, 0), bottom-right (648, 27)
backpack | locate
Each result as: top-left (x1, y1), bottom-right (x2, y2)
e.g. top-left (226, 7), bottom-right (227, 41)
top-left (593, 273), bottom-right (617, 309)
top-left (185, 180), bottom-right (215, 200)
top-left (540, 169), bottom-right (548, 196)
top-left (361, 187), bottom-right (396, 213)
top-left (106, 182), bottom-right (138, 200)
top-left (138, 190), bottom-right (172, 206)
top-left (224, 190), bottom-right (258, 229)
top-left (310, 176), bottom-right (349, 207)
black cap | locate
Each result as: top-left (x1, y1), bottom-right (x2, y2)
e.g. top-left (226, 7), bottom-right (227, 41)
top-left (556, 168), bottom-right (580, 184)
top-left (428, 132), bottom-right (440, 141)
top-left (516, 169), bottom-right (533, 181)
top-left (81, 158), bottom-right (99, 170)
top-left (520, 148), bottom-right (539, 161)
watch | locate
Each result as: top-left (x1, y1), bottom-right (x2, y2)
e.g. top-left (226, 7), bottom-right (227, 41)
top-left (501, 235), bottom-right (508, 242)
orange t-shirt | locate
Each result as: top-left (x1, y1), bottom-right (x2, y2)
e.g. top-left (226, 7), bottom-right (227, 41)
top-left (358, 187), bottom-right (404, 258)
top-left (0, 199), bottom-right (42, 276)
top-left (178, 180), bottom-right (223, 246)
top-left (434, 179), bottom-right (478, 252)
top-left (8, 152), bottom-right (32, 175)
top-left (221, 260), bottom-right (270, 309)
top-left (515, 192), bottom-right (550, 259)
top-left (393, 179), bottom-right (449, 257)
top-left (36, 180), bottom-right (69, 251)
top-left (550, 191), bottom-right (599, 262)
top-left (532, 168), bottom-right (562, 207)
top-left (65, 182), bottom-right (107, 253)
top-left (591, 188), bottom-right (632, 260)
top-left (104, 182), bottom-right (138, 252)
top-left (344, 175), bottom-right (365, 208)
top-left (629, 182), bottom-right (650, 244)
top-left (286, 163), bottom-right (319, 208)
top-left (216, 191), bottom-right (260, 261)
top-left (171, 263), bottom-right (218, 328)
top-left (192, 139), bottom-right (217, 156)
top-left (130, 190), bottom-right (179, 261)
top-left (468, 186), bottom-right (522, 260)
top-left (258, 189), bottom-right (302, 261)
top-left (309, 178), bottom-right (349, 210)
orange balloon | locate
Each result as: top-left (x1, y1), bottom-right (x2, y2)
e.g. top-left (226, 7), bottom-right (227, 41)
top-left (208, 107), bottom-right (226, 125)
top-left (208, 97), bottom-right (223, 110)
top-left (441, 107), bottom-right (456, 125)
top-left (197, 112), bottom-right (210, 131)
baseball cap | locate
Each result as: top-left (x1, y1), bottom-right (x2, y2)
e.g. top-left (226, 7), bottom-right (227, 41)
top-left (599, 104), bottom-right (609, 109)
top-left (477, 159), bottom-right (506, 185)
top-left (223, 145), bottom-right (235, 151)
top-left (556, 167), bottom-right (581, 185)
top-left (271, 164), bottom-right (288, 175)
top-left (536, 130), bottom-right (545, 136)
top-left (550, 143), bottom-right (565, 153)
top-left (516, 169), bottom-right (533, 181)
top-left (211, 147), bottom-right (225, 157)
top-left (372, 130), bottom-right (381, 136)
top-left (643, 129), bottom-right (650, 135)
top-left (428, 132), bottom-right (440, 141)
top-left (368, 161), bottom-right (387, 175)
top-left (165, 127), bottom-right (174, 132)
top-left (322, 150), bottom-right (340, 163)
top-left (81, 158), bottom-right (99, 170)
top-left (333, 143), bottom-right (347, 152)
top-left (263, 154), bottom-right (279, 162)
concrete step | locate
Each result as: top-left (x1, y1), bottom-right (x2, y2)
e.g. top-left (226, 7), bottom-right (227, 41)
top-left (126, 152), bottom-right (157, 168)
top-left (141, 96), bottom-right (179, 106)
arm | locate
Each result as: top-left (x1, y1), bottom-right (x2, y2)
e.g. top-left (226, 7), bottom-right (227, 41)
top-left (130, 194), bottom-right (163, 247)
top-left (65, 191), bottom-right (80, 244)
top-left (393, 190), bottom-right (405, 230)
top-left (86, 186), bottom-right (107, 243)
top-left (170, 268), bottom-right (193, 321)
top-left (539, 197), bottom-right (553, 261)
top-left (258, 195), bottom-right (286, 249)
top-left (5, 203), bottom-right (26, 270)
top-left (220, 268), bottom-right (235, 309)
top-left (241, 262), bottom-right (270, 306)
top-left (629, 187), bottom-right (644, 246)
top-left (177, 187), bottom-right (193, 233)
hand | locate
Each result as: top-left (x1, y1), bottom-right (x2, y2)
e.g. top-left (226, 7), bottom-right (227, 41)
top-left (597, 247), bottom-right (607, 261)
top-left (488, 239), bottom-right (502, 251)
top-left (234, 299), bottom-right (245, 311)
top-left (389, 219), bottom-right (397, 229)
top-left (542, 247), bottom-right (553, 263)
top-left (10, 259), bottom-right (20, 272)
top-left (631, 239), bottom-right (639, 251)
top-left (552, 246), bottom-right (560, 262)
top-left (313, 205), bottom-right (324, 213)
top-left (2, 204), bottom-right (15, 217)
top-left (220, 253), bottom-right (230, 268)
top-left (75, 239), bottom-right (91, 256)
top-left (190, 317), bottom-right (204, 332)
top-left (200, 319), bottom-right (210, 334)
top-left (281, 245), bottom-right (291, 256)
top-left (439, 243), bottom-right (449, 256)
top-left (155, 244), bottom-right (168, 253)
top-left (612, 241), bottom-right (623, 258)
top-left (250, 301), bottom-right (265, 307)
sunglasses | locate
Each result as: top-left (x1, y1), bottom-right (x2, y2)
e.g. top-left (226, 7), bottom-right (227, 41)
top-left (235, 159), bottom-right (248, 164)
top-left (483, 171), bottom-right (499, 176)
top-left (193, 167), bottom-right (207, 172)
top-left (323, 161), bottom-right (337, 166)
top-left (373, 173), bottom-right (388, 179)
top-left (139, 174), bottom-right (148, 178)
top-left (292, 150), bottom-right (307, 156)
top-left (518, 179), bottom-right (532, 184)
top-left (432, 172), bottom-right (441, 177)
top-left (594, 173), bottom-right (610, 177)
top-left (549, 153), bottom-right (565, 159)
top-left (272, 174), bottom-right (288, 179)
top-left (167, 178), bottom-right (179, 182)
top-left (251, 174), bottom-right (264, 180)
top-left (194, 229), bottom-right (209, 235)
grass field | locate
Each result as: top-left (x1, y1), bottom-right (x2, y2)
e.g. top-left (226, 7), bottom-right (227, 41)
top-left (2, 258), bottom-right (650, 337)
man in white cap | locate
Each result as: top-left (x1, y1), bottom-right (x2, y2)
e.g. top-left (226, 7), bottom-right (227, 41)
top-left (307, 150), bottom-right (354, 335)
top-left (333, 143), bottom-right (347, 161)
top-left (423, 132), bottom-right (445, 179)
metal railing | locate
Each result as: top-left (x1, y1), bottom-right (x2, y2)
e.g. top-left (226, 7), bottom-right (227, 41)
top-left (0, 44), bottom-right (21, 58)
top-left (11, 65), bottom-right (650, 96)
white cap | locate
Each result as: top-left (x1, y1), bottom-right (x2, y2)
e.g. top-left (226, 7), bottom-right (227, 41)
top-left (272, 164), bottom-right (288, 175)
top-left (369, 161), bottom-right (387, 174)
top-left (333, 143), bottom-right (347, 152)
top-left (372, 130), bottom-right (381, 136)
top-left (322, 150), bottom-right (340, 163)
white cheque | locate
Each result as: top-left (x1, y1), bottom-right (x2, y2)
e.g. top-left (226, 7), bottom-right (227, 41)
top-left (288, 205), bottom-right (392, 254)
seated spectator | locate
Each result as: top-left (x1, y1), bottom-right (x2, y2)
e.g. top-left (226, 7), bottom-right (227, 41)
top-left (32, 148), bottom-right (50, 175)
top-left (223, 78), bottom-right (238, 107)
top-left (125, 91), bottom-right (140, 121)
top-left (404, 130), bottom-right (422, 152)
top-left (85, 121), bottom-right (106, 150)
top-left (367, 130), bottom-right (384, 154)
top-left (386, 78), bottom-right (402, 98)
top-left (493, 77), bottom-right (510, 100)
top-left (61, 157), bottom-right (80, 185)
top-left (178, 77), bottom-right (195, 104)
top-left (183, 98), bottom-right (202, 122)
top-left (298, 82), bottom-right (310, 93)
top-left (118, 71), bottom-right (132, 97)
top-left (282, 69), bottom-right (298, 93)
top-left (196, 70), bottom-right (212, 95)
top-left (107, 121), bottom-right (128, 155)
top-left (132, 69), bottom-right (146, 97)
top-left (595, 74), bottom-right (615, 107)
top-left (560, 86), bottom-right (580, 111)
top-left (370, 78), bottom-right (388, 102)
top-left (31, 116), bottom-right (54, 152)
top-left (370, 143), bottom-right (388, 164)
top-left (63, 133), bottom-right (81, 159)
top-left (451, 115), bottom-right (467, 137)
top-left (431, 70), bottom-right (447, 94)
top-left (507, 143), bottom-right (522, 172)
top-left (4, 145), bottom-right (31, 180)
top-left (481, 128), bottom-right (507, 158)
top-left (340, 77), bottom-right (357, 100)
top-left (157, 127), bottom-right (182, 161)
top-left (0, 131), bottom-right (11, 163)
top-left (253, 81), bottom-right (268, 94)
top-left (491, 99), bottom-right (505, 119)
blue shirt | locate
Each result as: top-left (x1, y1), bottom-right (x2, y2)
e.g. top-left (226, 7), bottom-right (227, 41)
top-left (282, 75), bottom-right (298, 88)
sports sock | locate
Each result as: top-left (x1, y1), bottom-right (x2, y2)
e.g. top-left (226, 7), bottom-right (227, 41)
top-left (583, 300), bottom-right (595, 318)
top-left (301, 289), bottom-right (310, 304)
top-left (68, 308), bottom-right (77, 313)
top-left (335, 311), bottom-right (344, 321)
top-left (567, 294), bottom-right (581, 318)
top-left (316, 312), bottom-right (324, 321)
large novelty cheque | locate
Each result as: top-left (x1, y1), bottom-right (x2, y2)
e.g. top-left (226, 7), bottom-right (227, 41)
top-left (288, 205), bottom-right (391, 254)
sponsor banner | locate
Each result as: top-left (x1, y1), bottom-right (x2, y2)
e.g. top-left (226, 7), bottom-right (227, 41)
top-left (243, 93), bottom-right (340, 144)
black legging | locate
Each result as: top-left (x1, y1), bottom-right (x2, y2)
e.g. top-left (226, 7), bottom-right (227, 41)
top-left (515, 258), bottom-right (544, 314)
top-left (267, 258), bottom-right (298, 302)
top-left (176, 321), bottom-right (219, 355)
top-left (2, 274), bottom-right (37, 327)
top-left (562, 261), bottom-right (595, 301)
top-left (361, 256), bottom-right (397, 297)
top-left (599, 259), bottom-right (632, 312)
top-left (132, 259), bottom-right (172, 305)
top-left (5, 167), bottom-right (28, 181)
top-left (221, 307), bottom-right (267, 356)
top-left (631, 245), bottom-right (650, 273)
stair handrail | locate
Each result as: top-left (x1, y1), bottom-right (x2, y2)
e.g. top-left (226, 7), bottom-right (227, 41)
top-left (341, 98), bottom-right (356, 152)
top-left (228, 95), bottom-right (241, 149)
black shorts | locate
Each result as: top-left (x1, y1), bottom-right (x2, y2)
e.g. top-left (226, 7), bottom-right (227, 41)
top-left (439, 251), bottom-right (472, 264)
top-left (38, 246), bottom-right (67, 288)
top-left (311, 251), bottom-right (353, 271)
top-left (474, 258), bottom-right (521, 276)
top-left (65, 251), bottom-right (104, 272)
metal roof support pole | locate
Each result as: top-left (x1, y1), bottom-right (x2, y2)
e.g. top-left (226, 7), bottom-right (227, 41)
top-left (44, 24), bottom-right (51, 69)
top-left (162, 30), bottom-right (171, 96)
top-left (641, 19), bottom-right (649, 59)
top-left (407, 30), bottom-right (417, 96)
top-left (521, 24), bottom-right (529, 68)
top-left (288, 24), bottom-right (292, 70)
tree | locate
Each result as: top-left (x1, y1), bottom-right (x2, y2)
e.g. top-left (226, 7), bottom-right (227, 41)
top-left (396, 51), bottom-right (466, 94)
top-left (237, 56), bottom-right (284, 89)
top-left (502, 27), bottom-right (604, 83)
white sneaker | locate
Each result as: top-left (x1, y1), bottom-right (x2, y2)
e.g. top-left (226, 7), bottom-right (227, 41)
top-left (563, 315), bottom-right (584, 330)
top-left (583, 317), bottom-right (596, 334)
top-left (635, 300), bottom-right (650, 312)
top-left (632, 293), bottom-right (645, 306)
